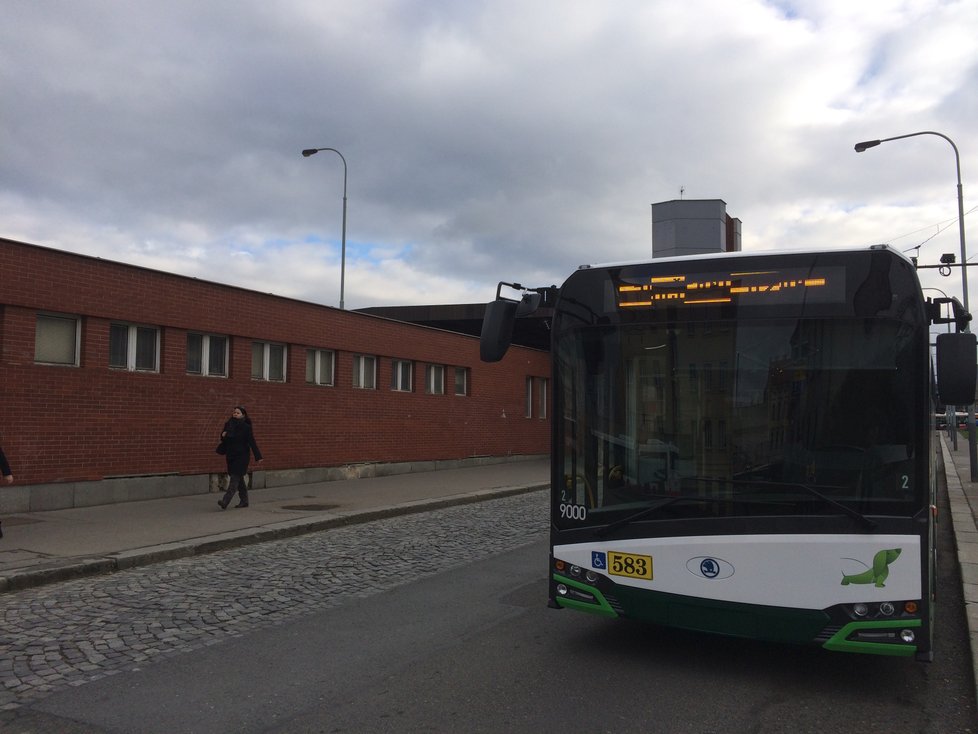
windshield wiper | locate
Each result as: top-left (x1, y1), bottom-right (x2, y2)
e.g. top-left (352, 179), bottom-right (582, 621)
top-left (683, 476), bottom-right (878, 530)
top-left (596, 477), bottom-right (877, 538)
top-left (596, 494), bottom-right (717, 538)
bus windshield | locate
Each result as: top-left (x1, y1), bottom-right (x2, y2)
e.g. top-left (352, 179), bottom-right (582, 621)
top-left (556, 315), bottom-right (922, 527)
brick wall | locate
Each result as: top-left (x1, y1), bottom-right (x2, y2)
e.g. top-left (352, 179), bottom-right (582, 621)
top-left (0, 238), bottom-right (551, 485)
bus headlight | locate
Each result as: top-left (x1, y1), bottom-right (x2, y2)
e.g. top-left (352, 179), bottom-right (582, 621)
top-left (585, 570), bottom-right (599, 583)
top-left (556, 584), bottom-right (568, 596)
top-left (879, 602), bottom-right (896, 616)
top-left (900, 629), bottom-right (915, 643)
top-left (853, 603), bottom-right (869, 617)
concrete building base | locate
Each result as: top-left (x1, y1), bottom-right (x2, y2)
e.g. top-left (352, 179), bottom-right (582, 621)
top-left (0, 454), bottom-right (548, 513)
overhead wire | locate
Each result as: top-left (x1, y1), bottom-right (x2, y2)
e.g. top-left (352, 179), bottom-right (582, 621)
top-left (887, 204), bottom-right (978, 255)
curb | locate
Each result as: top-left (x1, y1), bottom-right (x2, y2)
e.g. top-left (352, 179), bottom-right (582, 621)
top-left (940, 435), bottom-right (978, 703)
top-left (0, 483), bottom-right (548, 594)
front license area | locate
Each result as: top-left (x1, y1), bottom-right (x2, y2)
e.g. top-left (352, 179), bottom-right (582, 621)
top-left (608, 551), bottom-right (653, 580)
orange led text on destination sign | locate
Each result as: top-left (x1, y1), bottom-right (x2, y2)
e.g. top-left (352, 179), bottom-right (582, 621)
top-left (617, 275), bottom-right (827, 308)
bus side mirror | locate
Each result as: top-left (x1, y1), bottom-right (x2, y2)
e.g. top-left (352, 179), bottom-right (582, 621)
top-left (936, 332), bottom-right (977, 406)
top-left (480, 298), bottom-right (518, 362)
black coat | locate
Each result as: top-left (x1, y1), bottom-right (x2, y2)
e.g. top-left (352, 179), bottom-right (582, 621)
top-left (221, 418), bottom-right (262, 476)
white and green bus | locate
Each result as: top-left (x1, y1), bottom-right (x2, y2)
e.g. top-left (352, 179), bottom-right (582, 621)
top-left (482, 245), bottom-right (975, 660)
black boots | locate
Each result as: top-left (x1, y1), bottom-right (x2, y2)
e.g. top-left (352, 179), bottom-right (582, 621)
top-left (219, 486), bottom-right (247, 509)
top-left (219, 486), bottom-right (235, 510)
top-left (218, 475), bottom-right (249, 509)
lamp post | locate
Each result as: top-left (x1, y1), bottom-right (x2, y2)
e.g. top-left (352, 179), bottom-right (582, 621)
top-left (301, 147), bottom-right (348, 310)
top-left (855, 131), bottom-right (976, 478)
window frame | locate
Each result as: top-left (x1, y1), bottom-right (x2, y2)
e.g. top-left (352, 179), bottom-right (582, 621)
top-left (306, 348), bottom-right (336, 386)
top-left (391, 358), bottom-right (413, 392)
top-left (252, 341), bottom-right (288, 382)
top-left (425, 364), bottom-right (445, 395)
top-left (537, 376), bottom-right (548, 419)
top-left (454, 366), bottom-right (469, 396)
top-left (35, 312), bottom-right (81, 366)
top-left (353, 354), bottom-right (377, 389)
top-left (187, 332), bottom-right (229, 377)
top-left (109, 322), bottom-right (160, 372)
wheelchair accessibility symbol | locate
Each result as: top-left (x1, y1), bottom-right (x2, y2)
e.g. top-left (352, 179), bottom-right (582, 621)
top-left (591, 551), bottom-right (607, 570)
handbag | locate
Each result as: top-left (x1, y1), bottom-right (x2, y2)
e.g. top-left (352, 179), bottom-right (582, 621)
top-left (216, 441), bottom-right (227, 455)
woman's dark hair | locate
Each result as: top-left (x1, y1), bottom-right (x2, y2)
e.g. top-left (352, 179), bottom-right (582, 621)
top-left (234, 406), bottom-right (252, 425)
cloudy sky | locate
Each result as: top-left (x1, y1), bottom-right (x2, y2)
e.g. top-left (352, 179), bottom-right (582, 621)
top-left (3, 0), bottom-right (977, 311)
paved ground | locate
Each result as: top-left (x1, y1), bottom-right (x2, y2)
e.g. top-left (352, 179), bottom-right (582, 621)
top-left (0, 490), bottom-right (550, 723)
top-left (0, 458), bottom-right (550, 592)
top-left (1, 439), bottom-right (977, 717)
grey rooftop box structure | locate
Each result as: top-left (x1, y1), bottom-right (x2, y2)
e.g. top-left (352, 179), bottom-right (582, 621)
top-left (651, 199), bottom-right (741, 258)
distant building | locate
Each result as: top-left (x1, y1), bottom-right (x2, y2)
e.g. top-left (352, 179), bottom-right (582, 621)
top-left (0, 237), bottom-right (550, 511)
top-left (651, 199), bottom-right (741, 258)
top-left (358, 298), bottom-right (555, 352)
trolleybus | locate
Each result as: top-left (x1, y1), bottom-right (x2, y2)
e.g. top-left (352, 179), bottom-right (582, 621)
top-left (481, 245), bottom-right (975, 659)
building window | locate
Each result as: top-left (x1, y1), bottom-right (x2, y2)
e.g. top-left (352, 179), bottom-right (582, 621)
top-left (454, 367), bottom-right (469, 396)
top-left (110, 323), bottom-right (159, 372)
top-left (35, 313), bottom-right (80, 366)
top-left (425, 364), bottom-right (445, 395)
top-left (353, 354), bottom-right (377, 389)
top-left (306, 349), bottom-right (335, 386)
top-left (391, 359), bottom-right (413, 392)
top-left (525, 376), bottom-right (547, 418)
top-left (252, 341), bottom-right (287, 382)
top-left (187, 333), bottom-right (228, 377)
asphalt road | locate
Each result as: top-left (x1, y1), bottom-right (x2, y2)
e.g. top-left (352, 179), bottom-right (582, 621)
top-left (1, 487), bottom-right (975, 733)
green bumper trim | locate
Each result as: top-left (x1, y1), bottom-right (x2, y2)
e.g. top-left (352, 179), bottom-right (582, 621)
top-left (553, 574), bottom-right (618, 618)
top-left (822, 619), bottom-right (920, 657)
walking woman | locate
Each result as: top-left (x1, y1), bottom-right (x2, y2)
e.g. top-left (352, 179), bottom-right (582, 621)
top-left (218, 406), bottom-right (262, 509)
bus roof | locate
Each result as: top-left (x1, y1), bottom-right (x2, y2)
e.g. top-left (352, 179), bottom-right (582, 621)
top-left (576, 244), bottom-right (910, 272)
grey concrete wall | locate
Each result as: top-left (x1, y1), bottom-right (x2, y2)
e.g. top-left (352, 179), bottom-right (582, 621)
top-left (0, 454), bottom-right (548, 513)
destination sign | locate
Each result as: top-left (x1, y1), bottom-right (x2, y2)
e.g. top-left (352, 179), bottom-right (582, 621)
top-left (615, 266), bottom-right (846, 309)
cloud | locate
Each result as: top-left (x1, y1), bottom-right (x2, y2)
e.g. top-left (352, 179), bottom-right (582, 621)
top-left (2, 0), bottom-right (977, 309)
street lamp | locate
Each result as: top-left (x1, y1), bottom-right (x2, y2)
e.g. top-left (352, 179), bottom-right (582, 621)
top-left (855, 131), bottom-right (976, 477)
top-left (301, 147), bottom-right (348, 310)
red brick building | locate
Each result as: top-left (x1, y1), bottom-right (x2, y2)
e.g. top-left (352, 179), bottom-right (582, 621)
top-left (0, 237), bottom-right (550, 510)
